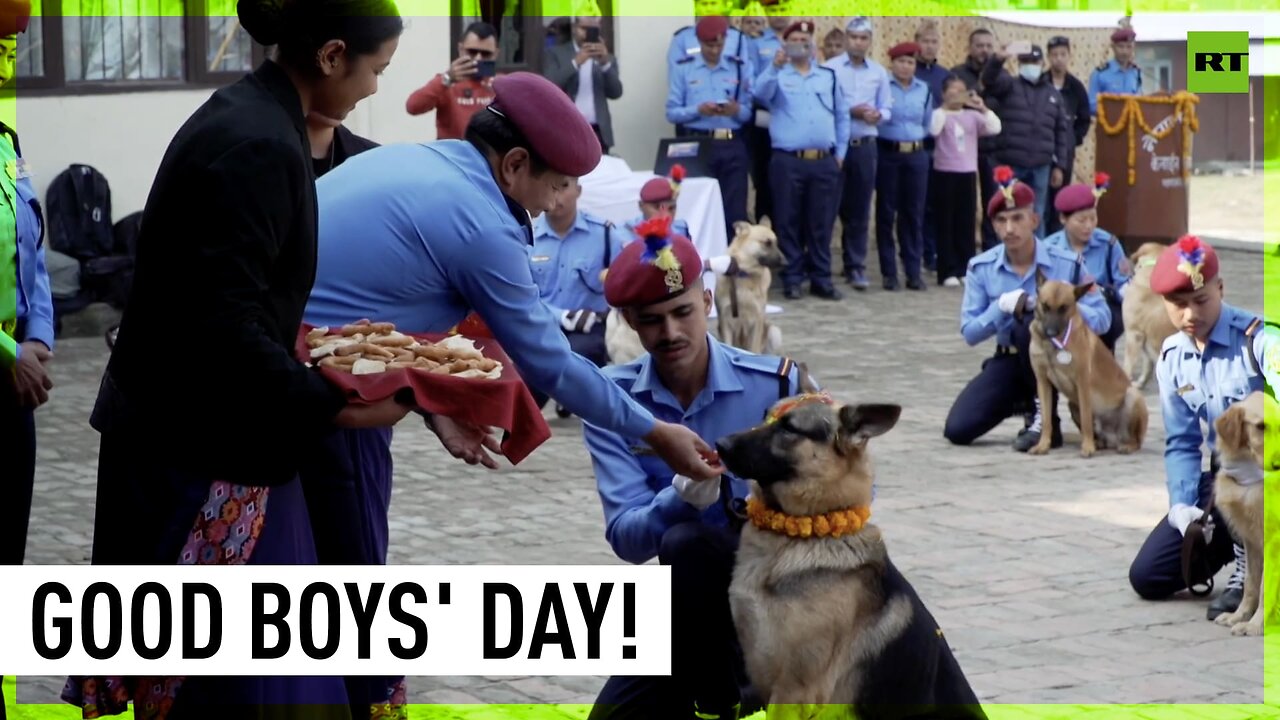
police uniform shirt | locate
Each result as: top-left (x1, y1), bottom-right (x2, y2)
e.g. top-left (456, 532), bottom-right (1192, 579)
top-left (754, 61), bottom-right (850, 160)
top-left (748, 27), bottom-right (781, 83)
top-left (959, 240), bottom-right (1111, 347)
top-left (583, 335), bottom-right (811, 563)
top-left (624, 215), bottom-right (691, 245)
top-left (667, 52), bottom-right (753, 131)
top-left (824, 53), bottom-right (893, 140)
top-left (305, 139), bottom-right (656, 439)
top-left (1157, 305), bottom-right (1280, 507)
top-left (530, 210), bottom-right (622, 315)
top-left (1087, 59), bottom-right (1142, 115)
top-left (1043, 227), bottom-right (1131, 298)
top-left (668, 25), bottom-right (756, 83)
top-left (879, 76), bottom-right (931, 143)
top-left (0, 123), bottom-right (50, 368)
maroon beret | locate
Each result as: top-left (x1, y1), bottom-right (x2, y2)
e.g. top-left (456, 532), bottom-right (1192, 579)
top-left (1053, 184), bottom-right (1097, 215)
top-left (488, 72), bottom-right (602, 177)
top-left (1111, 27), bottom-right (1136, 42)
top-left (0, 0), bottom-right (31, 36)
top-left (782, 19), bottom-right (814, 39)
top-left (640, 177), bottom-right (675, 203)
top-left (604, 216), bottom-right (704, 308)
top-left (696, 16), bottom-right (729, 41)
top-left (986, 165), bottom-right (1036, 218)
top-left (1150, 235), bottom-right (1220, 295)
top-left (888, 42), bottom-right (920, 60)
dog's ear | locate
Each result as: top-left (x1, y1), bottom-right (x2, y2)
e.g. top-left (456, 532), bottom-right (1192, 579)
top-left (759, 215), bottom-right (772, 230)
top-left (1074, 281), bottom-right (1095, 301)
top-left (1215, 404), bottom-right (1247, 453)
top-left (732, 220), bottom-right (752, 239)
top-left (1035, 266), bottom-right (1048, 289)
top-left (838, 404), bottom-right (902, 445)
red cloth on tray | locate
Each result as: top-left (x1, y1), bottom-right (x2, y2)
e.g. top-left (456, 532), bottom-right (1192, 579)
top-left (296, 324), bottom-right (550, 464)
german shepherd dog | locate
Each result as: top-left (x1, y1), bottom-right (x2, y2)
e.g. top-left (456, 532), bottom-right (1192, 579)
top-left (716, 218), bottom-right (785, 354)
top-left (1121, 242), bottom-right (1179, 389)
top-left (715, 398), bottom-right (987, 719)
top-left (1028, 269), bottom-right (1148, 457)
top-left (1211, 391), bottom-right (1279, 636)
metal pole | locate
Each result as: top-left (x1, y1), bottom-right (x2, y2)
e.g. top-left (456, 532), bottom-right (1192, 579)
top-left (1249, 77), bottom-right (1256, 174)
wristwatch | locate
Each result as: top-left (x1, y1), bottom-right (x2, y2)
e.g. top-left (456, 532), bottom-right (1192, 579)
top-left (441, 71), bottom-right (454, 87)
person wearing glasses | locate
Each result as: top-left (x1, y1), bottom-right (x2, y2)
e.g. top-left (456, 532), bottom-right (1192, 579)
top-left (406, 20), bottom-right (501, 140)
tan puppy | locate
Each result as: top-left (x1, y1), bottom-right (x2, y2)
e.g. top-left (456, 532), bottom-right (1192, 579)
top-left (715, 398), bottom-right (986, 718)
top-left (1122, 241), bottom-right (1179, 388)
top-left (716, 218), bottom-right (785, 354)
top-left (1028, 269), bottom-right (1148, 457)
top-left (1211, 391), bottom-right (1279, 637)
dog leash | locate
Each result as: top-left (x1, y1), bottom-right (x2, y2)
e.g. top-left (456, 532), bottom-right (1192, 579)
top-left (1181, 497), bottom-right (1217, 597)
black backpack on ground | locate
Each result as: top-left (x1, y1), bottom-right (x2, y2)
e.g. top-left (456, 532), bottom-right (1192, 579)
top-left (45, 165), bottom-right (136, 310)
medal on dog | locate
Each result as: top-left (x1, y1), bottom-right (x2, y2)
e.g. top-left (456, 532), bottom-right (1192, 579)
top-left (1056, 349), bottom-right (1072, 365)
top-left (1051, 319), bottom-right (1074, 366)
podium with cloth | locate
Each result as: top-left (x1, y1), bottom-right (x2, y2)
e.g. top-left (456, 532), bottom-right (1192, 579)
top-left (1093, 91), bottom-right (1200, 255)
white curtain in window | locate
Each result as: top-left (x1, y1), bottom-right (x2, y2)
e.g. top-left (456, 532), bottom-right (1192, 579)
top-left (63, 0), bottom-right (185, 82)
top-left (206, 0), bottom-right (251, 73)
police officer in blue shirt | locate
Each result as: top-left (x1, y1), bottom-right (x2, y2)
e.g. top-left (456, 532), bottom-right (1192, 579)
top-left (825, 16), bottom-right (891, 291)
top-left (745, 11), bottom-right (788, 224)
top-left (667, 9), bottom-right (753, 134)
top-left (944, 169), bottom-right (1111, 452)
top-left (1043, 181), bottom-right (1131, 352)
top-left (754, 19), bottom-right (848, 301)
top-left (876, 41), bottom-right (934, 291)
top-left (1088, 27), bottom-right (1142, 115)
top-left (0, 0), bottom-right (52, 567)
top-left (667, 16), bottom-right (752, 240)
top-left (301, 71), bottom-right (724, 589)
top-left (585, 223), bottom-right (811, 720)
top-left (528, 176), bottom-right (622, 410)
top-left (1128, 236), bottom-right (1280, 623)
top-left (625, 173), bottom-right (692, 244)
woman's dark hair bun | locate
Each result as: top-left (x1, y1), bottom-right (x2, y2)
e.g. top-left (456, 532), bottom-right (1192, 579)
top-left (237, 0), bottom-right (285, 47)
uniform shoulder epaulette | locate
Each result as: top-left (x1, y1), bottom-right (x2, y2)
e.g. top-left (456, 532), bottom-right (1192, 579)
top-left (1046, 244), bottom-right (1081, 263)
top-left (673, 25), bottom-right (691, 36)
top-left (676, 56), bottom-right (695, 64)
top-left (727, 349), bottom-right (787, 374)
top-left (1160, 345), bottom-right (1178, 363)
top-left (581, 211), bottom-right (610, 227)
top-left (1096, 61), bottom-right (1110, 72)
top-left (969, 246), bottom-right (1000, 267)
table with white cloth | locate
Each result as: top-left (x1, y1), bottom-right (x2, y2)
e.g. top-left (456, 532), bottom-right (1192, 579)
top-left (577, 156), bottom-right (781, 319)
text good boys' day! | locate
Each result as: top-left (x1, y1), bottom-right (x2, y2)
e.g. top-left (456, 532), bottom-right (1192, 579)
top-left (0, 566), bottom-right (671, 676)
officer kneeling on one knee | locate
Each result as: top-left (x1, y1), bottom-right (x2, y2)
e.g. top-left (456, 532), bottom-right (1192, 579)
top-left (1043, 176), bottom-right (1130, 353)
top-left (583, 220), bottom-right (813, 720)
top-left (1128, 236), bottom-right (1280, 621)
top-left (944, 167), bottom-right (1110, 452)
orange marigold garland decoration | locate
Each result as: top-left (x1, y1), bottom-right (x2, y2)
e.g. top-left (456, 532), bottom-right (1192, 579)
top-left (746, 496), bottom-right (872, 539)
top-left (1096, 91), bottom-right (1199, 186)
top-left (763, 392), bottom-right (834, 425)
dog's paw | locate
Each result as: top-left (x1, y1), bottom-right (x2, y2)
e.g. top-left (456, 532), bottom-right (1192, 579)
top-left (1215, 609), bottom-right (1246, 627)
top-left (1232, 620), bottom-right (1264, 637)
top-left (1080, 443), bottom-right (1097, 458)
top-left (1027, 443), bottom-right (1051, 455)
top-left (1117, 444), bottom-right (1138, 455)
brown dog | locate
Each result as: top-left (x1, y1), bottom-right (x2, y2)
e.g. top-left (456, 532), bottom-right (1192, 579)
top-left (716, 398), bottom-right (986, 718)
top-left (716, 218), bottom-right (785, 354)
top-left (1211, 391), bottom-right (1278, 636)
top-left (1121, 242), bottom-right (1179, 389)
top-left (1028, 269), bottom-right (1148, 457)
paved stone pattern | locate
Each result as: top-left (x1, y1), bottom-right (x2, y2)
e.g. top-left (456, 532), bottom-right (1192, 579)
top-left (12, 248), bottom-right (1271, 709)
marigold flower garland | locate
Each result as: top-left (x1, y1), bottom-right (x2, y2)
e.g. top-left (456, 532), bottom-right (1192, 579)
top-left (746, 496), bottom-right (871, 539)
top-left (1095, 91), bottom-right (1199, 186)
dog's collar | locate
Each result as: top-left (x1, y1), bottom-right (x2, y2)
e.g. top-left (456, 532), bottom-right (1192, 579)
top-left (745, 496), bottom-right (871, 539)
top-left (1221, 458), bottom-right (1265, 486)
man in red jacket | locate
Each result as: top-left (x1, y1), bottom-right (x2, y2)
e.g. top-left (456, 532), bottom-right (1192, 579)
top-left (405, 21), bottom-right (501, 140)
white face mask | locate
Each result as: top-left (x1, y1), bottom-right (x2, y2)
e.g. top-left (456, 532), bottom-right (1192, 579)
top-left (1019, 64), bottom-right (1042, 82)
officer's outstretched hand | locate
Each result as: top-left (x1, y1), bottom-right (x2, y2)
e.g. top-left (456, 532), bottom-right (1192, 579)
top-left (427, 413), bottom-right (504, 469)
top-left (997, 290), bottom-right (1026, 315)
top-left (646, 421), bottom-right (725, 481)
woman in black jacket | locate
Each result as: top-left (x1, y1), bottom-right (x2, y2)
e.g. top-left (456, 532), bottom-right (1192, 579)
top-left (67, 1), bottom-right (406, 717)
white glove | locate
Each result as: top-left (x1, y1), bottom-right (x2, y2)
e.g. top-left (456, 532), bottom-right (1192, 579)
top-left (997, 290), bottom-right (1026, 315)
top-left (560, 310), bottom-right (600, 334)
top-left (560, 309), bottom-right (580, 333)
top-left (1167, 503), bottom-right (1206, 537)
top-left (707, 255), bottom-right (734, 275)
top-left (672, 474), bottom-right (720, 511)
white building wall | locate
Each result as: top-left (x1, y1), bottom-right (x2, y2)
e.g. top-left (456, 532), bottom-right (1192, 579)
top-left (18, 13), bottom-right (689, 219)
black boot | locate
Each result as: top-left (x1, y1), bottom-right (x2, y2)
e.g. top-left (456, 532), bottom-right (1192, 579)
top-left (1207, 544), bottom-right (1247, 620)
top-left (1013, 393), bottom-right (1064, 452)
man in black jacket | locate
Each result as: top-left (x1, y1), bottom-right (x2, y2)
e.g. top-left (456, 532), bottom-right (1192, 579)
top-left (951, 28), bottom-right (1002, 251)
top-left (1043, 35), bottom-right (1092, 236)
top-left (981, 41), bottom-right (1071, 240)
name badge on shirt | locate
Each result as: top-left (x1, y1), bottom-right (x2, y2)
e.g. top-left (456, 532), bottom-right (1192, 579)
top-left (1176, 384), bottom-right (1196, 397)
top-left (531, 255), bottom-right (551, 263)
top-left (628, 444), bottom-right (657, 457)
top-left (686, 46), bottom-right (701, 55)
top-left (14, 158), bottom-right (30, 180)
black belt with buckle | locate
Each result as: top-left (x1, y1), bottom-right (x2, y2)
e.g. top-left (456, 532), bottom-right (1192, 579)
top-left (995, 345), bottom-right (1018, 357)
top-left (877, 138), bottom-right (925, 153)
top-left (849, 137), bottom-right (872, 147)
top-left (778, 148), bottom-right (832, 160)
top-left (688, 128), bottom-right (739, 140)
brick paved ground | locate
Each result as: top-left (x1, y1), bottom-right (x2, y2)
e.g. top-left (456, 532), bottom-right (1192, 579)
top-left (9, 245), bottom-right (1272, 711)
